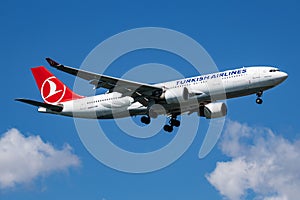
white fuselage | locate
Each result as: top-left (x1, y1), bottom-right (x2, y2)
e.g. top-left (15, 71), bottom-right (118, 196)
top-left (38, 66), bottom-right (288, 119)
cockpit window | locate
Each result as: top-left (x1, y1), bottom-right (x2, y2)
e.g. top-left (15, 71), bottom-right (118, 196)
top-left (269, 69), bottom-right (280, 72)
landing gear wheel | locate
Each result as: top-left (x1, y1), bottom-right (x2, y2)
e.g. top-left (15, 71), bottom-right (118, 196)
top-left (256, 98), bottom-right (263, 104)
top-left (141, 116), bottom-right (151, 124)
top-left (163, 125), bottom-right (173, 132)
top-left (255, 90), bottom-right (263, 104)
top-left (171, 119), bottom-right (180, 127)
top-left (163, 116), bottom-right (180, 132)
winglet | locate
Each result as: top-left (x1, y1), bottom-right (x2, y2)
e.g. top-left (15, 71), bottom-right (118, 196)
top-left (46, 58), bottom-right (61, 68)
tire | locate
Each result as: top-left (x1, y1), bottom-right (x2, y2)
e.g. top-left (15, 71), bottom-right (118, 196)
top-left (172, 120), bottom-right (180, 127)
top-left (163, 125), bottom-right (173, 132)
top-left (141, 116), bottom-right (150, 124)
top-left (256, 98), bottom-right (263, 104)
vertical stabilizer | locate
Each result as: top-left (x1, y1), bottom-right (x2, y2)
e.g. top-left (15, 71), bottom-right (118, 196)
top-left (31, 66), bottom-right (83, 104)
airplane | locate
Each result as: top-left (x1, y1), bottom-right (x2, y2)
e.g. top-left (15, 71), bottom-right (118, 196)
top-left (16, 58), bottom-right (288, 132)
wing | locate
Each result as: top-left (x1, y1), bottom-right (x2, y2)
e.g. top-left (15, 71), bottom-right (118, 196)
top-left (46, 58), bottom-right (163, 106)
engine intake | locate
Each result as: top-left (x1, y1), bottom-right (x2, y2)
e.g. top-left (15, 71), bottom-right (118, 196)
top-left (163, 87), bottom-right (189, 104)
top-left (199, 102), bottom-right (227, 119)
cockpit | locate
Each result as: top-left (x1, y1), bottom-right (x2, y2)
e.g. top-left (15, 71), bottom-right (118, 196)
top-left (269, 69), bottom-right (280, 72)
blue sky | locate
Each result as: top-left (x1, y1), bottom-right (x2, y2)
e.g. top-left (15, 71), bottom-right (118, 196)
top-left (1, 1), bottom-right (300, 199)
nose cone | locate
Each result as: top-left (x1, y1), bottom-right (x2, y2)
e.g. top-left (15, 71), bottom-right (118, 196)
top-left (273, 71), bottom-right (288, 85)
top-left (281, 72), bottom-right (288, 81)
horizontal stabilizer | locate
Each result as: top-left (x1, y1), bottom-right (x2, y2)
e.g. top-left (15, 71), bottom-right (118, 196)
top-left (15, 98), bottom-right (63, 112)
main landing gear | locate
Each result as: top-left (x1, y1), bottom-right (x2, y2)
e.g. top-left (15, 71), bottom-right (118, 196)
top-left (256, 90), bottom-right (263, 104)
top-left (140, 115), bottom-right (180, 133)
top-left (163, 116), bottom-right (180, 133)
top-left (141, 116), bottom-right (151, 124)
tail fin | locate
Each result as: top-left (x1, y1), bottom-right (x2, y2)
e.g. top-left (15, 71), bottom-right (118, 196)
top-left (31, 66), bottom-right (83, 104)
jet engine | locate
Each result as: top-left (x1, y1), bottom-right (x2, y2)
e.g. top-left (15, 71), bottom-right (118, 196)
top-left (199, 102), bottom-right (227, 119)
top-left (162, 87), bottom-right (189, 104)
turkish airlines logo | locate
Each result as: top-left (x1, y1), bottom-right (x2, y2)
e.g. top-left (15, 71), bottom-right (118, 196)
top-left (41, 76), bottom-right (66, 104)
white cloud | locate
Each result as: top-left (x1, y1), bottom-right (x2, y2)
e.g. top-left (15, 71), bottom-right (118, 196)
top-left (206, 120), bottom-right (300, 200)
top-left (0, 128), bottom-right (80, 189)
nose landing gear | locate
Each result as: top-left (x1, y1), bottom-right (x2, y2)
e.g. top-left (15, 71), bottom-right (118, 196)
top-left (256, 90), bottom-right (263, 104)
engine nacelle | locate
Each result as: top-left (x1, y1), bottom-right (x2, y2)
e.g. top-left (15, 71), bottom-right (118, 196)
top-left (199, 102), bottom-right (227, 119)
top-left (163, 87), bottom-right (189, 104)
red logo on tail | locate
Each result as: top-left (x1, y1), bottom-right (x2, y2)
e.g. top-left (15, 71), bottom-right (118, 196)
top-left (41, 76), bottom-right (66, 104)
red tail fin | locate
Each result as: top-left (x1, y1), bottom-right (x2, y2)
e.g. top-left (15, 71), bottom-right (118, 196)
top-left (31, 66), bottom-right (83, 104)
